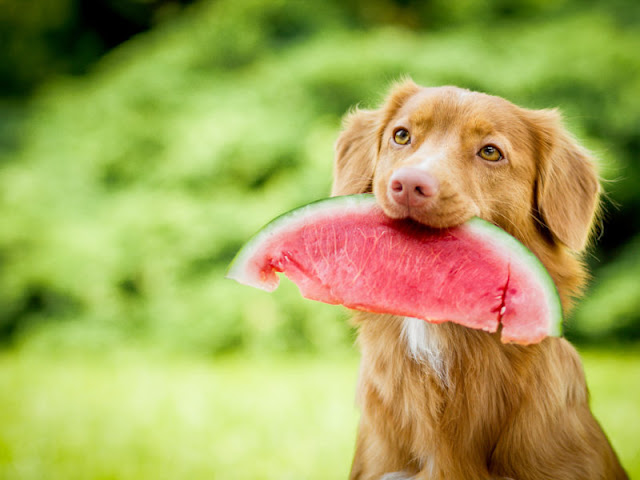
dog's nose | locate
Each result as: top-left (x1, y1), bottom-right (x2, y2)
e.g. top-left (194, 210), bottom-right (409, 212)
top-left (389, 167), bottom-right (439, 208)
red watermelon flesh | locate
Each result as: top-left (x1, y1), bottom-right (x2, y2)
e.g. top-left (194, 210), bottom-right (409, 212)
top-left (226, 194), bottom-right (563, 345)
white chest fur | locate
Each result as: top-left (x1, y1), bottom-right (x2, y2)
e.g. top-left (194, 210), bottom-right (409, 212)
top-left (402, 317), bottom-right (448, 386)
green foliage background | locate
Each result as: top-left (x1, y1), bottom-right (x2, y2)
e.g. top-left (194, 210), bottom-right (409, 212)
top-left (2, 0), bottom-right (640, 354)
top-left (1, 1), bottom-right (639, 478)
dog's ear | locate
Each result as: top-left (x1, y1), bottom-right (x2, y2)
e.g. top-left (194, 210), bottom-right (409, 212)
top-left (331, 79), bottom-right (420, 196)
top-left (331, 108), bottom-right (381, 196)
top-left (529, 109), bottom-right (600, 251)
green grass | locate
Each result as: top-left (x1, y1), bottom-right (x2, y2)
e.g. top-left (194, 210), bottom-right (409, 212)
top-left (0, 351), bottom-right (360, 480)
top-left (0, 348), bottom-right (638, 479)
top-left (581, 349), bottom-right (640, 472)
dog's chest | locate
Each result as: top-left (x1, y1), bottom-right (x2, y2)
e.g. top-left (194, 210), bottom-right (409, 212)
top-left (402, 317), bottom-right (448, 385)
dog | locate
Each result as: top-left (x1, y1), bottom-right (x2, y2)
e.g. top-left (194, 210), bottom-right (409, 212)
top-left (331, 79), bottom-right (628, 480)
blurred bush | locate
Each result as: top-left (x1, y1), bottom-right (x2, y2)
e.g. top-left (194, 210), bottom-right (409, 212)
top-left (0, 0), bottom-right (196, 96)
top-left (0, 0), bottom-right (639, 353)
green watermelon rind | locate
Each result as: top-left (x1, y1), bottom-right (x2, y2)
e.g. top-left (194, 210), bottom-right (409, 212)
top-left (226, 194), bottom-right (563, 337)
top-left (226, 194), bottom-right (376, 290)
top-left (463, 217), bottom-right (563, 337)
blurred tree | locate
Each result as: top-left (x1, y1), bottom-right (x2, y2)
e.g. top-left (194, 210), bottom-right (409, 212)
top-left (0, 0), bottom-right (638, 351)
top-left (1, 0), bottom-right (639, 97)
top-left (0, 0), bottom-right (194, 97)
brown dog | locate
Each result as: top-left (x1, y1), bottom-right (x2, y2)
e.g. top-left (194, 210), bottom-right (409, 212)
top-left (332, 80), bottom-right (628, 480)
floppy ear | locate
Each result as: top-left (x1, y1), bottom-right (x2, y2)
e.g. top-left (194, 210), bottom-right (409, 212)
top-left (530, 109), bottom-right (600, 251)
top-left (331, 79), bottom-right (421, 196)
top-left (331, 108), bottom-right (382, 196)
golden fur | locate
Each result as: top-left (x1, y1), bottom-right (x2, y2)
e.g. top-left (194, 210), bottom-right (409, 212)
top-left (332, 80), bottom-right (628, 480)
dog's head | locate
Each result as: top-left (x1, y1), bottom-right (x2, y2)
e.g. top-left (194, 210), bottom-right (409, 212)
top-left (332, 80), bottom-right (600, 253)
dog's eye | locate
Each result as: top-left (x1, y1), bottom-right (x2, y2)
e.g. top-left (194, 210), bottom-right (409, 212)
top-left (393, 128), bottom-right (411, 145)
top-left (478, 145), bottom-right (503, 162)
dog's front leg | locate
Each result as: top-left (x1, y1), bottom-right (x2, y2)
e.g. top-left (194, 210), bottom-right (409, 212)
top-left (350, 423), bottom-right (498, 480)
top-left (349, 420), bottom-right (415, 480)
top-left (378, 470), bottom-right (514, 480)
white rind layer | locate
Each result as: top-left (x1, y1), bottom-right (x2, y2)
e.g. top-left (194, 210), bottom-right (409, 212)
top-left (226, 195), bottom-right (378, 291)
top-left (462, 218), bottom-right (563, 337)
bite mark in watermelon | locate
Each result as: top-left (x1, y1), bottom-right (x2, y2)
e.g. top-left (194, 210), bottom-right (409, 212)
top-left (226, 194), bottom-right (563, 345)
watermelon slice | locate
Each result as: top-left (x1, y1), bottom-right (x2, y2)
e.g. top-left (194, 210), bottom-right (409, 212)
top-left (226, 194), bottom-right (562, 344)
